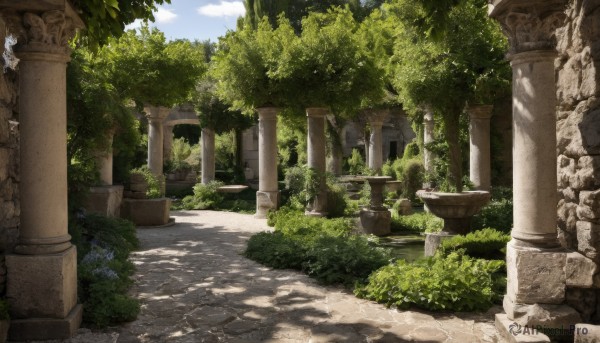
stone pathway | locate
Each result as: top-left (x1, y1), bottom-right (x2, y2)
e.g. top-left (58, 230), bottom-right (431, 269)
top-left (33, 210), bottom-right (502, 343)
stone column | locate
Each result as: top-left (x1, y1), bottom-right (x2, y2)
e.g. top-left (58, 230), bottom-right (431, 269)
top-left (201, 127), bottom-right (215, 184)
top-left (145, 106), bottom-right (170, 178)
top-left (306, 108), bottom-right (328, 216)
top-left (1, 4), bottom-right (84, 340)
top-left (490, 1), bottom-right (580, 337)
top-left (367, 110), bottom-right (389, 173)
top-left (423, 108), bottom-right (435, 174)
top-left (468, 105), bottom-right (493, 191)
top-left (97, 131), bottom-right (114, 186)
top-left (255, 107), bottom-right (279, 218)
top-left (163, 124), bottom-right (174, 162)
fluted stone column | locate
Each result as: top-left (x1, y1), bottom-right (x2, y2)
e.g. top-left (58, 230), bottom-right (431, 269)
top-left (423, 108), bottom-right (435, 174)
top-left (306, 108), bottom-right (328, 216)
top-left (145, 106), bottom-right (170, 178)
top-left (201, 127), bottom-right (215, 184)
top-left (1, 3), bottom-right (84, 340)
top-left (255, 107), bottom-right (279, 218)
top-left (163, 124), bottom-right (174, 162)
top-left (468, 105), bottom-right (493, 191)
top-left (490, 0), bottom-right (580, 336)
top-left (367, 110), bottom-right (389, 172)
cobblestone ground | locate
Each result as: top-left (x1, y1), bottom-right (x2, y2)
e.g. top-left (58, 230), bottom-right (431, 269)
top-left (33, 210), bottom-right (502, 343)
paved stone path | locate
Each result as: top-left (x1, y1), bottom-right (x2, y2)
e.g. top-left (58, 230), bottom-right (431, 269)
top-left (34, 210), bottom-right (502, 343)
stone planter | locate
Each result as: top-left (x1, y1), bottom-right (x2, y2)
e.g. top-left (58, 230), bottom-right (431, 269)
top-left (359, 176), bottom-right (392, 236)
top-left (386, 180), bottom-right (403, 193)
top-left (416, 190), bottom-right (490, 234)
top-left (121, 198), bottom-right (172, 226)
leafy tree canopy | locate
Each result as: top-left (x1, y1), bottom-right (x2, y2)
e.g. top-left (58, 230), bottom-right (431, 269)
top-left (97, 26), bottom-right (207, 108)
top-left (72, 0), bottom-right (170, 48)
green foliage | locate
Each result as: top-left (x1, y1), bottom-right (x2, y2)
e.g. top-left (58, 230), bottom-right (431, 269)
top-left (356, 252), bottom-right (505, 311)
top-left (390, 211), bottom-right (443, 233)
top-left (73, 0), bottom-right (170, 48)
top-left (347, 148), bottom-right (366, 175)
top-left (130, 166), bottom-right (163, 198)
top-left (381, 160), bottom-right (396, 179)
top-left (438, 228), bottom-right (510, 260)
top-left (326, 177), bottom-right (350, 218)
top-left (390, 157), bottom-right (424, 202)
top-left (246, 209), bottom-right (390, 286)
top-left (69, 214), bottom-right (140, 327)
top-left (472, 198), bottom-right (513, 233)
top-left (181, 181), bottom-right (226, 210)
top-left (403, 142), bottom-right (420, 159)
top-left (99, 26), bottom-right (206, 108)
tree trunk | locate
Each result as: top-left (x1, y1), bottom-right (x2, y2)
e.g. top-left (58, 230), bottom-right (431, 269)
top-left (444, 111), bottom-right (463, 193)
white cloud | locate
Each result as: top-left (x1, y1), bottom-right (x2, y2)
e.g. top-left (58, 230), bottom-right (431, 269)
top-left (197, 1), bottom-right (245, 18)
top-left (125, 19), bottom-right (143, 31)
top-left (154, 6), bottom-right (177, 23)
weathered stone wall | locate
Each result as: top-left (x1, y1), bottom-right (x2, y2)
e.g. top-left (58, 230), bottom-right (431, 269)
top-left (556, 0), bottom-right (600, 322)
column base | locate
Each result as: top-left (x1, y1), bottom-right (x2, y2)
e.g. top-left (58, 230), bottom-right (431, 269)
top-left (255, 191), bottom-right (280, 219)
top-left (506, 241), bottom-right (567, 304)
top-left (84, 185), bottom-right (124, 218)
top-left (359, 209), bottom-right (391, 236)
top-left (8, 304), bottom-right (82, 341)
top-left (424, 232), bottom-right (456, 257)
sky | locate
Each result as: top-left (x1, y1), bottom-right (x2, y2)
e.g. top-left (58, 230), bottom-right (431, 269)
top-left (126, 0), bottom-right (247, 43)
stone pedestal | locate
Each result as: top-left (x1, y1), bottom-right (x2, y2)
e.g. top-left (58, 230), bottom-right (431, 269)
top-left (424, 232), bottom-right (456, 257)
top-left (145, 106), bottom-right (170, 179)
top-left (306, 108), bottom-right (328, 216)
top-left (366, 110), bottom-right (389, 172)
top-left (423, 108), bottom-right (435, 174)
top-left (121, 198), bottom-right (171, 227)
top-left (359, 176), bottom-right (392, 236)
top-left (0, 3), bottom-right (84, 339)
top-left (255, 107), bottom-right (279, 218)
top-left (84, 185), bottom-right (124, 218)
top-left (201, 127), bottom-right (215, 184)
top-left (96, 133), bottom-right (114, 186)
top-left (468, 105), bottom-right (493, 191)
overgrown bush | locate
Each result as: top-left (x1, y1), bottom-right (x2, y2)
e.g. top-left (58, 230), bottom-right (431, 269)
top-left (472, 199), bottom-right (513, 233)
top-left (130, 166), bottom-right (163, 198)
top-left (356, 252), bottom-right (505, 312)
top-left (403, 142), bottom-right (420, 159)
top-left (438, 228), bottom-right (510, 260)
top-left (390, 211), bottom-right (443, 233)
top-left (246, 209), bottom-right (390, 286)
top-left (181, 181), bottom-right (225, 210)
top-left (397, 158), bottom-right (424, 202)
top-left (347, 148), bottom-right (366, 175)
top-left (70, 214), bottom-right (140, 327)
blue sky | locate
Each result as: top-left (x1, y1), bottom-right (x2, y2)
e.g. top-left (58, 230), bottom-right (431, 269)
top-left (126, 0), bottom-right (246, 42)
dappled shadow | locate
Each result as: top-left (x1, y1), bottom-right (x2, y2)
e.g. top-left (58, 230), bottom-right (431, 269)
top-left (110, 211), bottom-right (498, 343)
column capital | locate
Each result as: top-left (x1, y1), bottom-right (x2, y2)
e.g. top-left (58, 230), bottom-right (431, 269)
top-left (306, 107), bottom-right (329, 118)
top-left (364, 108), bottom-right (390, 126)
top-left (256, 106), bottom-right (279, 121)
top-left (144, 106), bottom-right (171, 123)
top-left (489, 0), bottom-right (567, 56)
top-left (0, 0), bottom-right (83, 57)
top-left (467, 105), bottom-right (494, 120)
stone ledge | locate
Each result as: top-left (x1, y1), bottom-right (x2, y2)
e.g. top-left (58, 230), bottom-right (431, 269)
top-left (574, 323), bottom-right (600, 343)
top-left (496, 313), bottom-right (550, 343)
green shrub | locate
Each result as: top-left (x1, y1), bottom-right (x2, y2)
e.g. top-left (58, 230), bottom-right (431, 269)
top-left (347, 148), bottom-right (366, 175)
top-left (69, 214), bottom-right (140, 327)
top-left (130, 166), bottom-right (163, 198)
top-left (438, 228), bottom-right (510, 260)
top-left (245, 232), bottom-right (306, 270)
top-left (247, 210), bottom-right (390, 286)
top-left (326, 177), bottom-right (350, 218)
top-left (403, 142), bottom-right (420, 159)
top-left (181, 181), bottom-right (225, 210)
top-left (381, 160), bottom-right (397, 179)
top-left (304, 235), bottom-right (390, 286)
top-left (390, 212), bottom-right (443, 233)
top-left (399, 158), bottom-right (424, 201)
top-left (356, 252), bottom-right (505, 312)
top-left (472, 199), bottom-right (513, 233)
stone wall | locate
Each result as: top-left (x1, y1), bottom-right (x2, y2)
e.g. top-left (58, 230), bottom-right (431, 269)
top-left (556, 0), bottom-right (600, 322)
top-left (0, 21), bottom-right (20, 295)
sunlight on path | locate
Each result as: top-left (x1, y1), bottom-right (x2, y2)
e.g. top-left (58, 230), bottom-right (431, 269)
top-left (37, 210), bottom-right (501, 343)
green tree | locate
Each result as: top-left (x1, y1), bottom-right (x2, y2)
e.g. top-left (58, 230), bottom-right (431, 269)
top-left (98, 26), bottom-right (206, 108)
top-left (389, 0), bottom-right (509, 192)
top-left (73, 0), bottom-right (171, 48)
